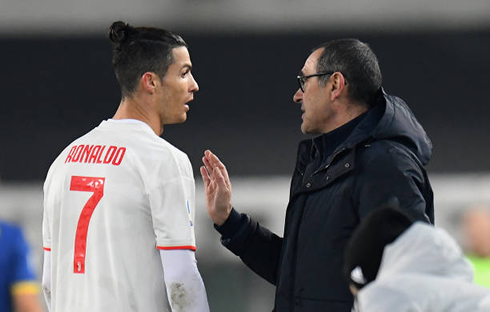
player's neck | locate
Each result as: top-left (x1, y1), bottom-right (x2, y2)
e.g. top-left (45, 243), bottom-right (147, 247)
top-left (113, 96), bottom-right (163, 136)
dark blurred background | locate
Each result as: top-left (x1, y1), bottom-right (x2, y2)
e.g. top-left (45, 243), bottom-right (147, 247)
top-left (1, 31), bottom-right (489, 181)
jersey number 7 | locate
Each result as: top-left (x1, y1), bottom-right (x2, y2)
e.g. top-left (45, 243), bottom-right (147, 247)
top-left (70, 176), bottom-right (105, 274)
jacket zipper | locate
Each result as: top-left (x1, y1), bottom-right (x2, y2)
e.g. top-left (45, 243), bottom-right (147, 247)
top-left (312, 147), bottom-right (346, 176)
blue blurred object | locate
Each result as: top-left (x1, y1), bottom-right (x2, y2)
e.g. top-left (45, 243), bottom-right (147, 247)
top-left (0, 220), bottom-right (39, 312)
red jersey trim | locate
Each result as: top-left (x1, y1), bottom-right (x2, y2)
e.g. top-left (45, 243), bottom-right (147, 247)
top-left (157, 245), bottom-right (196, 251)
top-left (43, 247), bottom-right (51, 251)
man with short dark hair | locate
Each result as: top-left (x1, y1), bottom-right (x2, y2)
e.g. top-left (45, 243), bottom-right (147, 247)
top-left (42, 21), bottom-right (209, 312)
top-left (201, 38), bottom-right (434, 311)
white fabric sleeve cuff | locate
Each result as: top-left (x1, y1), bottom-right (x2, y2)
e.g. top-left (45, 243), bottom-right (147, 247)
top-left (160, 249), bottom-right (210, 312)
top-left (42, 250), bottom-right (52, 312)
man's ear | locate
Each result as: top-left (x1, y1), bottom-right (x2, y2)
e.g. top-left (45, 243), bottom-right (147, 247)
top-left (141, 72), bottom-right (159, 93)
top-left (329, 72), bottom-right (347, 101)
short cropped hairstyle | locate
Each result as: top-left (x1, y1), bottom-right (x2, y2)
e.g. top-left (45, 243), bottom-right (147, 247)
top-left (343, 205), bottom-right (414, 289)
top-left (315, 39), bottom-right (382, 107)
top-left (108, 21), bottom-right (188, 97)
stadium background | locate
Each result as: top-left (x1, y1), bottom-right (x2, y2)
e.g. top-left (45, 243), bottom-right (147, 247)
top-left (1, 1), bottom-right (489, 310)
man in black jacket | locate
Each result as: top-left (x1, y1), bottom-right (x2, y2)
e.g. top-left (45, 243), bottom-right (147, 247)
top-left (200, 38), bottom-right (434, 312)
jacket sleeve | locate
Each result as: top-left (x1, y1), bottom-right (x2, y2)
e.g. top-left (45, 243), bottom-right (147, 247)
top-left (215, 208), bottom-right (283, 285)
top-left (355, 145), bottom-right (433, 223)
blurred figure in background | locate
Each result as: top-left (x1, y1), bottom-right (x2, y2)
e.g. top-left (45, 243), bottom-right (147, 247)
top-left (0, 220), bottom-right (43, 312)
top-left (344, 205), bottom-right (490, 312)
top-left (463, 205), bottom-right (490, 288)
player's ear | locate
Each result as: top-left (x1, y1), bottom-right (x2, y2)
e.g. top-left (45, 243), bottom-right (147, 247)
top-left (141, 72), bottom-right (158, 93)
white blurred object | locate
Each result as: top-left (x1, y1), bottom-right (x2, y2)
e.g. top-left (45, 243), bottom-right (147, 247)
top-left (0, 0), bottom-right (489, 35)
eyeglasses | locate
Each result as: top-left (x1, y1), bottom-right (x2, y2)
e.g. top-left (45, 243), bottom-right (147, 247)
top-left (297, 72), bottom-right (333, 92)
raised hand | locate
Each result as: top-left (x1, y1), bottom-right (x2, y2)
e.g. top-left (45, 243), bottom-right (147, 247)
top-left (200, 150), bottom-right (233, 226)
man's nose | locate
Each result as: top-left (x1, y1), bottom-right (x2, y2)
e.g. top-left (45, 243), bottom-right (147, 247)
top-left (293, 88), bottom-right (303, 103)
top-left (190, 74), bottom-right (199, 92)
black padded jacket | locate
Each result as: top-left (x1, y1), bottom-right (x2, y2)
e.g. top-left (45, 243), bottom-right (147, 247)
top-left (216, 90), bottom-right (434, 312)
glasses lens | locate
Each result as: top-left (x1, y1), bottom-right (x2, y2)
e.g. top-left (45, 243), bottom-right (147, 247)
top-left (297, 76), bottom-right (305, 92)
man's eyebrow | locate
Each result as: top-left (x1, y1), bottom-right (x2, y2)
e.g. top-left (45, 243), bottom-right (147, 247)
top-left (182, 64), bottom-right (192, 70)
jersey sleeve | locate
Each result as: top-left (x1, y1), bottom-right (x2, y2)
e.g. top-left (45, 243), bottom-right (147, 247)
top-left (159, 249), bottom-right (210, 311)
top-left (42, 167), bottom-right (54, 251)
top-left (149, 154), bottom-right (196, 251)
top-left (42, 149), bottom-right (69, 252)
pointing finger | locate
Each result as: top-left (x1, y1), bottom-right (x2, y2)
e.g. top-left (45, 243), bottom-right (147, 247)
top-left (202, 156), bottom-right (212, 174)
top-left (200, 166), bottom-right (210, 188)
top-left (206, 150), bottom-right (225, 169)
top-left (214, 167), bottom-right (228, 192)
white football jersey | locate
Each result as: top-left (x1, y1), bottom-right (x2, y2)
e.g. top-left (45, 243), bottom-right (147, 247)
top-left (43, 119), bottom-right (196, 312)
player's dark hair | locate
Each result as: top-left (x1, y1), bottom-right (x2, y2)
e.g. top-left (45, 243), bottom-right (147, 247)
top-left (315, 39), bottom-right (382, 107)
top-left (108, 21), bottom-right (188, 98)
